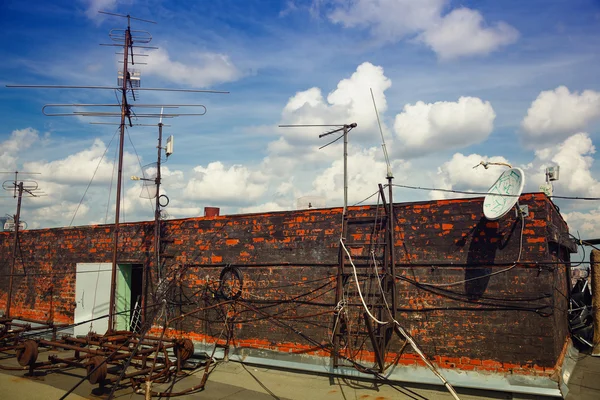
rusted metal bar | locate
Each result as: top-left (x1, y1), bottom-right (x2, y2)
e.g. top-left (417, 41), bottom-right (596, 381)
top-left (108, 23), bottom-right (132, 332)
top-left (363, 312), bottom-right (384, 371)
top-left (6, 182), bottom-right (23, 318)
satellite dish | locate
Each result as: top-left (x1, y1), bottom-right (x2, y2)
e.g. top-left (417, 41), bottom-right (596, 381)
top-left (483, 168), bottom-right (525, 220)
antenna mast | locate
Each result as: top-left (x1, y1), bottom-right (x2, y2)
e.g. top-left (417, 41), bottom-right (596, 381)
top-left (1, 171), bottom-right (43, 318)
top-left (6, 11), bottom-right (229, 331)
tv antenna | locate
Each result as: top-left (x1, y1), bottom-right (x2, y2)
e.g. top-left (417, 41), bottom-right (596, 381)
top-left (5, 11), bottom-right (229, 331)
top-left (131, 107), bottom-right (174, 279)
top-left (1, 171), bottom-right (44, 318)
top-left (279, 123), bottom-right (357, 216)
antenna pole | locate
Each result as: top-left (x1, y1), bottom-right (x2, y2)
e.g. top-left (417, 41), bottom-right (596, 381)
top-left (6, 181), bottom-right (24, 318)
top-left (387, 176), bottom-right (397, 319)
top-left (343, 125), bottom-right (348, 216)
top-left (154, 122), bottom-right (163, 294)
top-left (108, 24), bottom-right (131, 332)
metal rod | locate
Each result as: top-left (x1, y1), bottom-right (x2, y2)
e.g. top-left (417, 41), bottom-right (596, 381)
top-left (343, 125), bottom-right (348, 215)
top-left (279, 124), bottom-right (346, 127)
top-left (108, 26), bottom-right (131, 332)
top-left (7, 85), bottom-right (229, 94)
top-left (387, 178), bottom-right (397, 320)
top-left (6, 182), bottom-right (23, 318)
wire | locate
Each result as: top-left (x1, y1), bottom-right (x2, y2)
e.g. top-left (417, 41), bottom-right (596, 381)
top-left (351, 190), bottom-right (379, 206)
top-left (68, 126), bottom-right (120, 226)
top-left (125, 126), bottom-right (155, 215)
top-left (552, 195), bottom-right (600, 201)
top-left (340, 238), bottom-right (461, 400)
top-left (392, 183), bottom-right (600, 201)
top-left (392, 183), bottom-right (518, 198)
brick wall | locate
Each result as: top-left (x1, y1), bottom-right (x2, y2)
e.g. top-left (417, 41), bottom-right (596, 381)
top-left (0, 193), bottom-right (574, 377)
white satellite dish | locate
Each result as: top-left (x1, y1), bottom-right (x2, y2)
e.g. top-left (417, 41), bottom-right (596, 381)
top-left (483, 168), bottom-right (525, 220)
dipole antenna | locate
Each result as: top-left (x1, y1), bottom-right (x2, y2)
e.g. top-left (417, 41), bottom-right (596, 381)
top-left (5, 11), bottom-right (229, 332)
top-left (1, 171), bottom-right (43, 318)
top-left (278, 123), bottom-right (357, 216)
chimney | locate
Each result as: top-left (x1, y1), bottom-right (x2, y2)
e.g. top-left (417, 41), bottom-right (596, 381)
top-left (204, 207), bottom-right (220, 217)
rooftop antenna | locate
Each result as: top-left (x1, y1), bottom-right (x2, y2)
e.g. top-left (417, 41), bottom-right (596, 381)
top-left (370, 88), bottom-right (398, 345)
top-left (1, 171), bottom-right (43, 318)
top-left (6, 11), bottom-right (229, 331)
top-left (131, 107), bottom-right (172, 279)
top-left (278, 123), bottom-right (357, 217)
top-left (370, 88), bottom-right (392, 179)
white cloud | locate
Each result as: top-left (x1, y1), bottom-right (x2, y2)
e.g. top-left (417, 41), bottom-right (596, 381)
top-left (326, 0), bottom-right (518, 59)
top-left (419, 8), bottom-right (519, 60)
top-left (281, 62), bottom-right (391, 143)
top-left (143, 48), bottom-right (242, 88)
top-left (431, 152), bottom-right (511, 199)
top-left (239, 202), bottom-right (287, 214)
top-left (563, 209), bottom-right (600, 238)
top-left (0, 128), bottom-right (40, 170)
top-left (393, 96), bottom-right (496, 156)
top-left (521, 86), bottom-right (600, 144)
top-left (311, 146), bottom-right (409, 206)
top-left (23, 139), bottom-right (138, 185)
top-left (525, 133), bottom-right (600, 197)
top-left (328, 0), bottom-right (446, 42)
top-left (184, 162), bottom-right (268, 205)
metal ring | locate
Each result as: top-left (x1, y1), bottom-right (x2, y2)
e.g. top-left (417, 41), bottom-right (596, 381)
top-left (158, 194), bottom-right (169, 207)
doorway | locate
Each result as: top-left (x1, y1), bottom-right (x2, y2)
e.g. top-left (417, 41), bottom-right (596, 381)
top-left (115, 264), bottom-right (143, 331)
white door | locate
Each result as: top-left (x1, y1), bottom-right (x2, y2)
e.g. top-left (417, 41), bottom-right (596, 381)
top-left (74, 263), bottom-right (112, 336)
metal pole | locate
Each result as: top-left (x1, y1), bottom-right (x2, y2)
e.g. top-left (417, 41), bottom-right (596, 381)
top-left (343, 125), bottom-right (348, 216)
top-left (387, 177), bottom-right (397, 319)
top-left (108, 24), bottom-right (131, 332)
top-left (6, 182), bottom-right (23, 318)
top-left (591, 250), bottom-right (600, 356)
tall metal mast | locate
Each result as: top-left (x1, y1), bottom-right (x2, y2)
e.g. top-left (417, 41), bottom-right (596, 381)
top-left (107, 18), bottom-right (132, 331)
top-left (1, 171), bottom-right (42, 318)
top-left (6, 11), bottom-right (229, 332)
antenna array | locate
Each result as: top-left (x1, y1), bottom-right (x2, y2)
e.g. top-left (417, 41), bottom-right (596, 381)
top-left (5, 11), bottom-right (229, 331)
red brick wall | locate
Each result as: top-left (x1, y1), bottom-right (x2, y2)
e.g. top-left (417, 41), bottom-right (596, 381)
top-left (0, 193), bottom-right (573, 376)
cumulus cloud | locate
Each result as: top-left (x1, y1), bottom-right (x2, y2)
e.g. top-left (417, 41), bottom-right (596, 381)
top-left (327, 0), bottom-right (518, 59)
top-left (281, 62), bottom-right (391, 143)
top-left (525, 133), bottom-right (600, 197)
top-left (393, 96), bottom-right (496, 156)
top-left (431, 152), bottom-right (511, 199)
top-left (0, 128), bottom-right (40, 170)
top-left (521, 86), bottom-right (600, 144)
top-left (311, 147), bottom-right (410, 205)
top-left (184, 162), bottom-right (268, 205)
top-left (24, 139), bottom-right (138, 185)
top-left (563, 209), bottom-right (600, 238)
top-left (143, 48), bottom-right (242, 88)
top-left (418, 8), bottom-right (519, 60)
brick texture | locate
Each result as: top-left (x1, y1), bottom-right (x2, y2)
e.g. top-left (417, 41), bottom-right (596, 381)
top-left (0, 193), bottom-right (574, 377)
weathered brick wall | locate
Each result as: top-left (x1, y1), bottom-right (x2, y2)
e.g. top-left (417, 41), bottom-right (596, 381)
top-left (0, 193), bottom-right (573, 376)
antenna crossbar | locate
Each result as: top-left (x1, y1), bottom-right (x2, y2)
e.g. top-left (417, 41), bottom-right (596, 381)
top-left (98, 10), bottom-right (157, 24)
top-left (7, 85), bottom-right (229, 94)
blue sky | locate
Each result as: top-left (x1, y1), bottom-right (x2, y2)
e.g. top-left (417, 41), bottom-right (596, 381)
top-left (1, 0), bottom-right (600, 242)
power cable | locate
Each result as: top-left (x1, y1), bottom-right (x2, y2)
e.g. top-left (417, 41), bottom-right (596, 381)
top-left (68, 126), bottom-right (120, 227)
